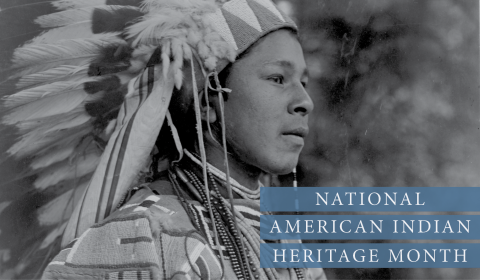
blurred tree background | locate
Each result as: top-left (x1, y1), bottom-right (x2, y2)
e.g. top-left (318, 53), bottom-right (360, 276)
top-left (277, 0), bottom-right (480, 279)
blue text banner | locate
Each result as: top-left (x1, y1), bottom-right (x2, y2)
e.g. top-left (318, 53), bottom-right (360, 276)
top-left (260, 215), bottom-right (480, 240)
top-left (260, 187), bottom-right (480, 212)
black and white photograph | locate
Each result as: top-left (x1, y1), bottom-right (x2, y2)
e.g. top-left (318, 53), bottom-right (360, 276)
top-left (0, 0), bottom-right (478, 279)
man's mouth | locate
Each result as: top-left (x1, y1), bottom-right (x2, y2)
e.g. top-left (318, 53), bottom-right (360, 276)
top-left (283, 127), bottom-right (309, 138)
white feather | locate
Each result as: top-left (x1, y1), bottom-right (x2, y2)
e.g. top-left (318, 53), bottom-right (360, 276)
top-left (31, 146), bottom-right (76, 170)
top-left (161, 40), bottom-right (171, 79)
top-left (30, 24), bottom-right (117, 45)
top-left (39, 223), bottom-right (67, 249)
top-left (45, 114), bottom-right (91, 134)
top-left (174, 69), bottom-right (183, 89)
top-left (51, 0), bottom-right (107, 11)
top-left (34, 152), bottom-right (99, 189)
top-left (17, 112), bottom-right (91, 135)
top-left (16, 65), bottom-right (88, 89)
top-left (7, 121), bottom-right (91, 157)
top-left (11, 36), bottom-right (123, 77)
top-left (38, 193), bottom-right (71, 226)
top-left (103, 119), bottom-right (117, 139)
top-left (3, 90), bottom-right (90, 125)
top-left (31, 23), bottom-right (92, 44)
top-left (4, 80), bottom-right (91, 108)
top-left (129, 45), bottom-right (157, 73)
top-left (126, 11), bottom-right (187, 46)
top-left (141, 0), bottom-right (217, 13)
top-left (37, 181), bottom-right (88, 228)
top-left (35, 6), bottom-right (138, 28)
top-left (171, 39), bottom-right (184, 72)
top-left (13, 111), bottom-right (90, 149)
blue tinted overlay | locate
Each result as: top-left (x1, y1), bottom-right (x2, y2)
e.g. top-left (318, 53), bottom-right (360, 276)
top-left (260, 215), bottom-right (480, 240)
top-left (260, 187), bottom-right (480, 212)
top-left (260, 243), bottom-right (480, 268)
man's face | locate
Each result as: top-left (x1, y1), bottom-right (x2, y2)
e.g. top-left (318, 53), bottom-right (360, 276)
top-left (223, 29), bottom-right (313, 175)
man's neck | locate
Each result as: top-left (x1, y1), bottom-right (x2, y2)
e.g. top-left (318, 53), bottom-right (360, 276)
top-left (202, 142), bottom-right (261, 191)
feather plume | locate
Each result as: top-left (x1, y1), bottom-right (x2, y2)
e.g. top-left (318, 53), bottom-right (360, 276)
top-left (38, 194), bottom-right (72, 226)
top-left (35, 6), bottom-right (138, 28)
top-left (103, 119), bottom-right (117, 139)
top-left (161, 40), bottom-right (171, 79)
top-left (16, 65), bottom-right (89, 89)
top-left (91, 6), bottom-right (144, 34)
top-left (3, 90), bottom-right (91, 125)
top-left (174, 69), bottom-right (184, 90)
top-left (140, 0), bottom-right (217, 13)
top-left (0, 0), bottom-right (151, 277)
top-left (31, 146), bottom-right (76, 170)
top-left (4, 80), bottom-right (95, 108)
top-left (44, 114), bottom-right (91, 134)
top-left (29, 24), bottom-right (111, 45)
top-left (34, 153), bottom-right (99, 189)
top-left (51, 0), bottom-right (107, 11)
top-left (39, 223), bottom-right (67, 250)
top-left (13, 110), bottom-right (90, 143)
top-left (51, 0), bottom-right (143, 11)
top-left (12, 108), bottom-right (92, 155)
top-left (7, 122), bottom-right (91, 158)
top-left (37, 181), bottom-right (88, 227)
top-left (171, 39), bottom-right (184, 72)
top-left (11, 36), bottom-right (124, 77)
top-left (126, 10), bottom-right (188, 46)
top-left (130, 45), bottom-right (157, 66)
top-left (182, 42), bottom-right (193, 61)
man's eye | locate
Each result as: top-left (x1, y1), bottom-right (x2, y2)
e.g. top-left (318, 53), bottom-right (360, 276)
top-left (269, 76), bottom-right (284, 84)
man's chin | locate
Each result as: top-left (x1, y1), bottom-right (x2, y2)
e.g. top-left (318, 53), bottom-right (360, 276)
top-left (264, 157), bottom-right (299, 175)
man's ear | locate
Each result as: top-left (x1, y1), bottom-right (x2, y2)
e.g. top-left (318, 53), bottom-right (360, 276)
top-left (199, 90), bottom-right (218, 123)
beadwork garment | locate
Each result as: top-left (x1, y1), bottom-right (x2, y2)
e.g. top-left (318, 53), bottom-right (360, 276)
top-left (42, 184), bottom-right (327, 280)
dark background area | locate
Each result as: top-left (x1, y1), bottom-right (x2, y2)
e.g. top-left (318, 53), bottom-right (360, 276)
top-left (278, 0), bottom-right (480, 279)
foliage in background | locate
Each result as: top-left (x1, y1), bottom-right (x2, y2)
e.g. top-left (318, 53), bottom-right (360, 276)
top-left (291, 0), bottom-right (480, 188)
top-left (280, 0), bottom-right (479, 279)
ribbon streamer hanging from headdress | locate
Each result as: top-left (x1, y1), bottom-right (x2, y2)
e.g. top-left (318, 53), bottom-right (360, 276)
top-left (63, 63), bottom-right (175, 245)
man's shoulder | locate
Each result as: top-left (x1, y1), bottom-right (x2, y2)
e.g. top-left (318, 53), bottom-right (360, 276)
top-left (41, 186), bottom-right (207, 280)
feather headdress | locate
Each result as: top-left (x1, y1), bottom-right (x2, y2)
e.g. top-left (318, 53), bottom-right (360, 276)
top-left (0, 0), bottom-right (296, 278)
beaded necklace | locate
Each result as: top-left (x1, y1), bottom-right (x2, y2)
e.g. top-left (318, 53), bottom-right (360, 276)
top-left (183, 149), bottom-right (261, 199)
top-left (170, 156), bottom-right (305, 280)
